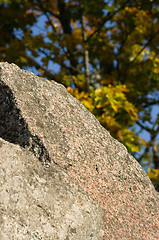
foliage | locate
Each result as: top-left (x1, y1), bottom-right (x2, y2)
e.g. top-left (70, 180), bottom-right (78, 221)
top-left (0, 0), bottom-right (159, 176)
top-left (148, 168), bottom-right (159, 181)
top-left (148, 168), bottom-right (159, 191)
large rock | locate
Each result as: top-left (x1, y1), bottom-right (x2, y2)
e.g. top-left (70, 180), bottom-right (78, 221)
top-left (0, 62), bottom-right (158, 239)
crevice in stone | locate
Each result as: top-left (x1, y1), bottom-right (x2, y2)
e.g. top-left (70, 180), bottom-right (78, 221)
top-left (0, 81), bottom-right (51, 165)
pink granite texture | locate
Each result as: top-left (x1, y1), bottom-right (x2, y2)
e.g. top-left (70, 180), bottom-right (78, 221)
top-left (0, 62), bottom-right (158, 239)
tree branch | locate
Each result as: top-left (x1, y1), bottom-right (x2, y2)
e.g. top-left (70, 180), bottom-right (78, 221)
top-left (87, 1), bottom-right (130, 41)
top-left (129, 29), bottom-right (159, 65)
top-left (37, 0), bottom-right (58, 32)
top-left (80, 0), bottom-right (90, 92)
top-left (27, 55), bottom-right (56, 80)
top-left (152, 141), bottom-right (159, 169)
top-left (137, 118), bottom-right (159, 164)
top-left (58, 0), bottom-right (72, 34)
top-left (136, 120), bottom-right (151, 132)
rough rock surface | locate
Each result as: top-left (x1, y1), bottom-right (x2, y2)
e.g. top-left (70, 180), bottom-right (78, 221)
top-left (0, 62), bottom-right (159, 240)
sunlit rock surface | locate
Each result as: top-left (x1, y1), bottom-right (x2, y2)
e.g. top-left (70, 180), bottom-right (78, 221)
top-left (0, 62), bottom-right (158, 239)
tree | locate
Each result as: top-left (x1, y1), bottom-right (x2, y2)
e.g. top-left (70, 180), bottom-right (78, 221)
top-left (0, 0), bottom-right (159, 187)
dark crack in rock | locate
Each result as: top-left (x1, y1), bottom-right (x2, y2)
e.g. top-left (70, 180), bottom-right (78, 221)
top-left (0, 80), bottom-right (51, 165)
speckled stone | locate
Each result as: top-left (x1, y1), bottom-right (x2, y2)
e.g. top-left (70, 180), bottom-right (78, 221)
top-left (0, 62), bottom-right (159, 239)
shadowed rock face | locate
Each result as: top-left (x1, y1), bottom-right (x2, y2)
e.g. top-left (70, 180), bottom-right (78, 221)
top-left (0, 62), bottom-right (158, 240)
top-left (0, 80), bottom-right (51, 165)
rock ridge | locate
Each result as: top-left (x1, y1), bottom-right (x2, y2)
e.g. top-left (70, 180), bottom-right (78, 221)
top-left (0, 62), bottom-right (158, 239)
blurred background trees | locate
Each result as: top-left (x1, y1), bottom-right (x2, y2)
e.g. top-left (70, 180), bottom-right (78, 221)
top-left (0, 0), bottom-right (159, 189)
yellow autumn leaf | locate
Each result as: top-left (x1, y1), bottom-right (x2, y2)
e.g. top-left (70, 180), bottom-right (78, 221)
top-left (19, 56), bottom-right (27, 64)
top-left (38, 68), bottom-right (45, 74)
top-left (73, 74), bottom-right (86, 89)
top-left (148, 168), bottom-right (159, 181)
top-left (140, 139), bottom-right (148, 147)
top-left (81, 99), bottom-right (94, 112)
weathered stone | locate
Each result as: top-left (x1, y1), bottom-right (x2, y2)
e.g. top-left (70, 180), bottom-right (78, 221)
top-left (0, 62), bottom-right (158, 239)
